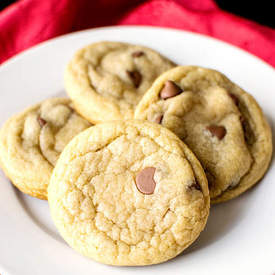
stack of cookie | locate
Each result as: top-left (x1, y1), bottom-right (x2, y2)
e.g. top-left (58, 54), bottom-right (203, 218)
top-left (0, 42), bottom-right (272, 266)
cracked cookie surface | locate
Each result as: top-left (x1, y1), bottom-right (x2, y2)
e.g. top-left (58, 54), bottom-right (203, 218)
top-left (0, 98), bottom-right (91, 199)
top-left (64, 41), bottom-right (175, 123)
top-left (135, 66), bottom-right (272, 203)
top-left (48, 120), bottom-right (209, 265)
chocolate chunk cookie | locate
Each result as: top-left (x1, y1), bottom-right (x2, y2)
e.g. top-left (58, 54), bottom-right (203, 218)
top-left (0, 98), bottom-right (91, 199)
top-left (135, 66), bottom-right (272, 203)
top-left (48, 120), bottom-right (209, 265)
top-left (64, 41), bottom-right (175, 123)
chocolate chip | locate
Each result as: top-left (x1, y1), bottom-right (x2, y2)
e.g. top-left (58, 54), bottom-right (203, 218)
top-left (135, 167), bottom-right (156, 195)
top-left (187, 181), bottom-right (201, 191)
top-left (160, 80), bottom-right (183, 100)
top-left (37, 116), bottom-right (47, 127)
top-left (207, 125), bottom-right (226, 140)
top-left (132, 51), bottom-right (144, 58)
top-left (127, 70), bottom-right (142, 88)
top-left (154, 114), bottom-right (163, 124)
top-left (229, 93), bottom-right (239, 105)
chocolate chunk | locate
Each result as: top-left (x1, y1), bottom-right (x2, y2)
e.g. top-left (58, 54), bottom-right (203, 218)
top-left (37, 116), bottom-right (47, 127)
top-left (229, 93), bottom-right (239, 105)
top-left (127, 70), bottom-right (142, 88)
top-left (207, 125), bottom-right (226, 140)
top-left (187, 181), bottom-right (201, 191)
top-left (135, 167), bottom-right (156, 195)
top-left (132, 51), bottom-right (144, 58)
top-left (160, 80), bottom-right (183, 99)
top-left (154, 114), bottom-right (163, 124)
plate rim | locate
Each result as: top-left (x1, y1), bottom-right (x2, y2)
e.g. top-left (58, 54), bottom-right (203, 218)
top-left (1, 25), bottom-right (275, 74)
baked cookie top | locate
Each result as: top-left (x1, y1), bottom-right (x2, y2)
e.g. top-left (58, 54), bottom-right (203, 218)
top-left (48, 120), bottom-right (209, 266)
top-left (64, 41), bottom-right (175, 123)
top-left (135, 66), bottom-right (272, 203)
top-left (0, 98), bottom-right (91, 199)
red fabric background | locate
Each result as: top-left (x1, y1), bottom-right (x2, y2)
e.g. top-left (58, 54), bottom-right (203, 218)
top-left (0, 0), bottom-right (275, 67)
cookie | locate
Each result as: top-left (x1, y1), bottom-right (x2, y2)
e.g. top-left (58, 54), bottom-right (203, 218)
top-left (0, 98), bottom-right (91, 200)
top-left (64, 41), bottom-right (175, 123)
top-left (134, 66), bottom-right (272, 203)
top-left (48, 120), bottom-right (209, 265)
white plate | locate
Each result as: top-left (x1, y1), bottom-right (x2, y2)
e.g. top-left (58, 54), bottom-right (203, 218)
top-left (0, 26), bottom-right (274, 275)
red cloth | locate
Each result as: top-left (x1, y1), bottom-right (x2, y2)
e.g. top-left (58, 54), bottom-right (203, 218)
top-left (1, 0), bottom-right (275, 67)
